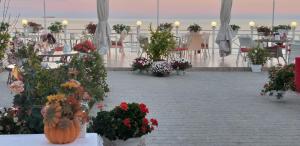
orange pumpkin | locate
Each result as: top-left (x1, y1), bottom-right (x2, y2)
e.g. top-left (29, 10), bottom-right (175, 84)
top-left (44, 119), bottom-right (80, 144)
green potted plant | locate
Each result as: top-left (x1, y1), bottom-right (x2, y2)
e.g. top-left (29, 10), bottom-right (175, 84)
top-left (247, 47), bottom-right (269, 72)
top-left (147, 26), bottom-right (176, 61)
top-left (256, 26), bottom-right (272, 36)
top-left (157, 23), bottom-right (173, 32)
top-left (273, 25), bottom-right (291, 33)
top-left (85, 23), bottom-right (97, 35)
top-left (187, 24), bottom-right (202, 33)
top-left (0, 22), bottom-right (10, 60)
top-left (261, 64), bottom-right (295, 99)
top-left (112, 24), bottom-right (131, 34)
top-left (89, 102), bottom-right (158, 146)
top-left (230, 24), bottom-right (240, 37)
top-left (28, 21), bottom-right (43, 33)
top-left (48, 21), bottom-right (63, 33)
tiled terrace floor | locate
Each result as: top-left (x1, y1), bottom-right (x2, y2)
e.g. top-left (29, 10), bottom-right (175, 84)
top-left (104, 71), bottom-right (300, 146)
top-left (103, 48), bottom-right (285, 69)
top-left (1, 71), bottom-right (300, 146)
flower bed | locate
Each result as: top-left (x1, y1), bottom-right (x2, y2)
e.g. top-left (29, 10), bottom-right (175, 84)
top-left (151, 61), bottom-right (172, 77)
top-left (170, 58), bottom-right (192, 71)
top-left (131, 57), bottom-right (152, 72)
top-left (88, 102), bottom-right (158, 143)
top-left (261, 64), bottom-right (295, 99)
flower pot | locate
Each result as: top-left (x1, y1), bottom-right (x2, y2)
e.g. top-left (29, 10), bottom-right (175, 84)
top-left (44, 119), bottom-right (80, 144)
top-left (103, 137), bottom-right (145, 146)
top-left (79, 123), bottom-right (87, 138)
top-left (251, 64), bottom-right (262, 72)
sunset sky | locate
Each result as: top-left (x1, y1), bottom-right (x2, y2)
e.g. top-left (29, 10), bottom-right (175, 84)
top-left (9, 0), bottom-right (300, 19)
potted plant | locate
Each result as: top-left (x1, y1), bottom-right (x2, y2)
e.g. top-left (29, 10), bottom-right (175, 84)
top-left (48, 21), bottom-right (63, 33)
top-left (261, 64), bottom-right (295, 99)
top-left (27, 21), bottom-right (43, 33)
top-left (256, 26), bottom-right (272, 36)
top-left (273, 25), bottom-right (291, 33)
top-left (187, 24), bottom-right (202, 33)
top-left (131, 57), bottom-right (152, 73)
top-left (86, 23), bottom-right (97, 35)
top-left (157, 23), bottom-right (173, 32)
top-left (247, 47), bottom-right (269, 72)
top-left (74, 40), bottom-right (96, 53)
top-left (42, 80), bottom-right (91, 144)
top-left (170, 58), bottom-right (192, 75)
top-left (112, 24), bottom-right (131, 34)
top-left (89, 102), bottom-right (158, 146)
top-left (151, 61), bottom-right (172, 77)
top-left (230, 24), bottom-right (240, 37)
top-left (0, 22), bottom-right (10, 60)
top-left (147, 26), bottom-right (176, 61)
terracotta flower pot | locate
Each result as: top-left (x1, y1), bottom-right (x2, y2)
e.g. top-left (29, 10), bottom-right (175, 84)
top-left (44, 119), bottom-right (80, 144)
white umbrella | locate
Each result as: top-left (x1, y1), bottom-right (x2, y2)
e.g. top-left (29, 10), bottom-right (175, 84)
top-left (95, 0), bottom-right (111, 55)
top-left (216, 0), bottom-right (233, 57)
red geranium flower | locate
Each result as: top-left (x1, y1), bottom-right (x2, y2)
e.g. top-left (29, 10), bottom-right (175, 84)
top-left (139, 103), bottom-right (149, 113)
top-left (150, 118), bottom-right (158, 126)
top-left (123, 118), bottom-right (131, 128)
top-left (120, 102), bottom-right (128, 111)
top-left (142, 118), bottom-right (149, 125)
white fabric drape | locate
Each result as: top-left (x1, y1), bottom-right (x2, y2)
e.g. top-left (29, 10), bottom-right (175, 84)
top-left (216, 0), bottom-right (233, 57)
top-left (95, 0), bottom-right (111, 55)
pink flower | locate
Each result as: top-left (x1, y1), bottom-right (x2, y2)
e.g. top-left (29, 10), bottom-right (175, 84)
top-left (96, 102), bottom-right (104, 110)
top-left (9, 81), bottom-right (24, 94)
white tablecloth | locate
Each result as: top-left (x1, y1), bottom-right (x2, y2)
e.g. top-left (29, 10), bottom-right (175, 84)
top-left (0, 133), bottom-right (103, 146)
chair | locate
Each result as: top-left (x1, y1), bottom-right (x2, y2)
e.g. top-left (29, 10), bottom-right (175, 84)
top-left (289, 42), bottom-right (300, 64)
top-left (201, 32), bottom-right (210, 56)
top-left (236, 35), bottom-right (255, 63)
top-left (170, 36), bottom-right (189, 59)
top-left (186, 32), bottom-right (204, 56)
top-left (137, 35), bottom-right (149, 57)
top-left (111, 31), bottom-right (127, 55)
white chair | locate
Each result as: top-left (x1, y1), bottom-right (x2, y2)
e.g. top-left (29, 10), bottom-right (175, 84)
top-left (186, 32), bottom-right (204, 56)
top-left (201, 32), bottom-right (210, 56)
top-left (236, 35), bottom-right (255, 63)
top-left (110, 31), bottom-right (127, 55)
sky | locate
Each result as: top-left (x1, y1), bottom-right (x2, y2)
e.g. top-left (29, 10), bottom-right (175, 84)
top-left (8, 0), bottom-right (300, 19)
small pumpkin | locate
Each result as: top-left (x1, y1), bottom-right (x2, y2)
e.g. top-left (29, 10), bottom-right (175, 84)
top-left (44, 118), bottom-right (80, 144)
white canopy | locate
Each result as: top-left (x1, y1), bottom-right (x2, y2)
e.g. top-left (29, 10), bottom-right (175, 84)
top-left (95, 0), bottom-right (111, 55)
top-left (216, 0), bottom-right (233, 57)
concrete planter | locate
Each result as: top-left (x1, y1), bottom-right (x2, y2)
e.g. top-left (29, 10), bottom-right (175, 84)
top-left (251, 64), bottom-right (262, 72)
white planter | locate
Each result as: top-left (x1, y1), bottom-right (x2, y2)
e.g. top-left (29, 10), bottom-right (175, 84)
top-left (251, 64), bottom-right (262, 72)
top-left (79, 123), bottom-right (87, 138)
top-left (103, 137), bottom-right (145, 146)
top-left (232, 30), bottom-right (238, 38)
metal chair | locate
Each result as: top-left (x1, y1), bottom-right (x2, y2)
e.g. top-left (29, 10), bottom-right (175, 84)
top-left (236, 35), bottom-right (255, 63)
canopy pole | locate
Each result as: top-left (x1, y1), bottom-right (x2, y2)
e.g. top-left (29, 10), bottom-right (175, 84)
top-left (157, 0), bottom-right (159, 27)
top-left (272, 0), bottom-right (275, 29)
top-left (43, 0), bottom-right (47, 29)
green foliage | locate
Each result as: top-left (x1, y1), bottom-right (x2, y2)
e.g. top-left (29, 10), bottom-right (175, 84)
top-left (230, 24), bottom-right (240, 31)
top-left (112, 24), bottom-right (131, 34)
top-left (89, 102), bottom-right (157, 141)
top-left (273, 25), bottom-right (291, 32)
top-left (256, 26), bottom-right (272, 36)
top-left (247, 47), bottom-right (269, 65)
top-left (261, 64), bottom-right (295, 98)
top-left (157, 23), bottom-right (173, 32)
top-left (0, 22), bottom-right (10, 60)
top-left (1, 46), bottom-right (108, 134)
top-left (48, 21), bottom-right (63, 33)
top-left (147, 26), bottom-right (176, 61)
top-left (187, 24), bottom-right (202, 32)
top-left (28, 22), bottom-right (43, 33)
top-left (68, 52), bottom-right (109, 101)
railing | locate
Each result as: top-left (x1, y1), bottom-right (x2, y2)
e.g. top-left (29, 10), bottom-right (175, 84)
top-left (14, 27), bottom-right (300, 54)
